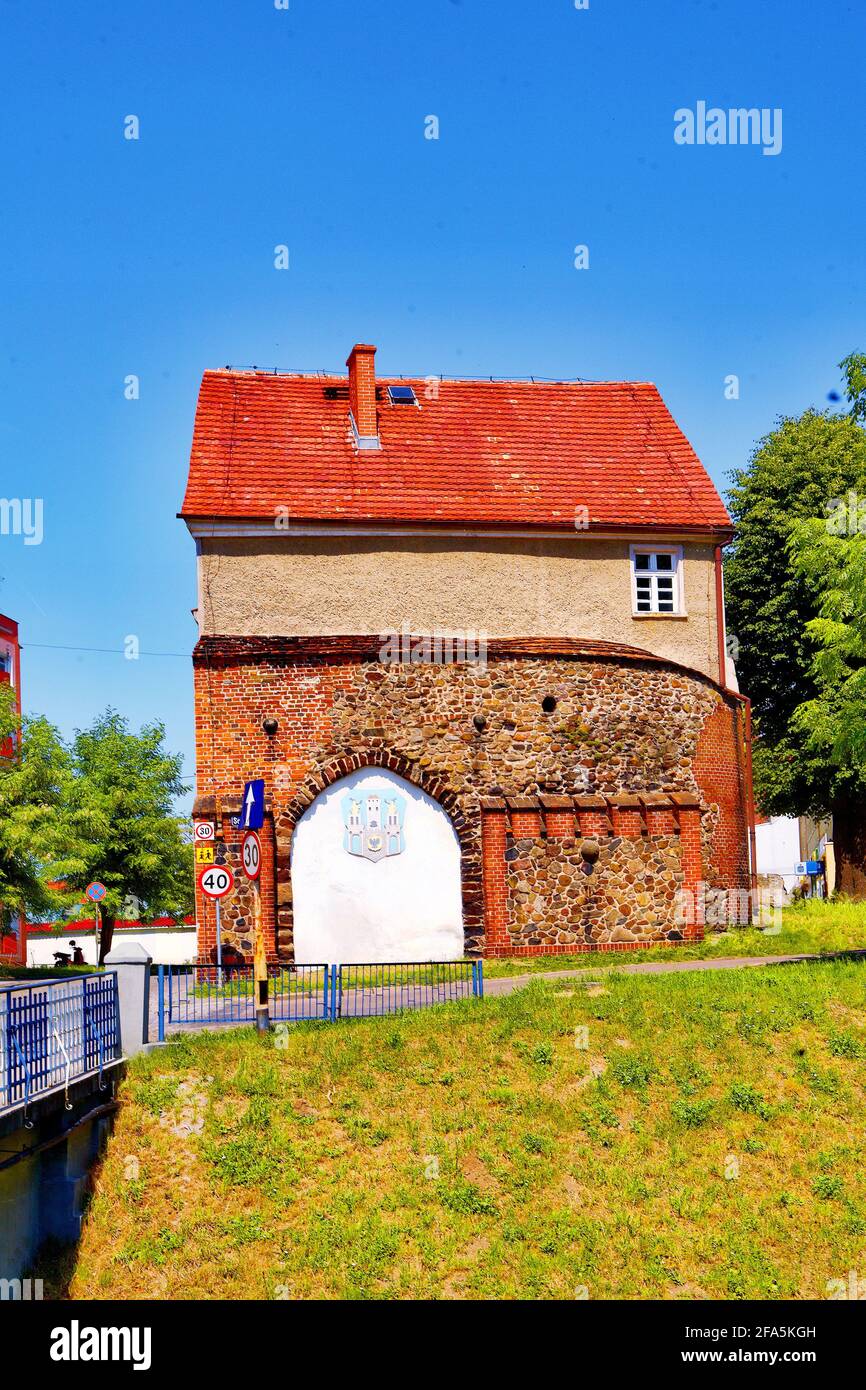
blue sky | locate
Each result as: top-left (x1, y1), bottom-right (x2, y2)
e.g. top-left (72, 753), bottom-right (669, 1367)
top-left (1, 0), bottom-right (863, 810)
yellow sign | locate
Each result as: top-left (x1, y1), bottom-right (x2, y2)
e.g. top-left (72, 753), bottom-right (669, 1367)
top-left (195, 845), bottom-right (215, 864)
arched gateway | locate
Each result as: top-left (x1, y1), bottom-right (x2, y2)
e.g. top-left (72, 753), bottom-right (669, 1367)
top-left (290, 768), bottom-right (464, 964)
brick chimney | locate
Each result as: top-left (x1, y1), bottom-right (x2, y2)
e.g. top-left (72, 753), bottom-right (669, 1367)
top-left (347, 343), bottom-right (380, 449)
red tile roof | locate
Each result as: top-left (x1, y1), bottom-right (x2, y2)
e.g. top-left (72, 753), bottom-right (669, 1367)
top-left (180, 369), bottom-right (731, 534)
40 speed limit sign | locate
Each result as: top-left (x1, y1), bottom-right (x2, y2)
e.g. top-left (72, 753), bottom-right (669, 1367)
top-left (242, 830), bottom-right (261, 880)
top-left (198, 864), bottom-right (235, 899)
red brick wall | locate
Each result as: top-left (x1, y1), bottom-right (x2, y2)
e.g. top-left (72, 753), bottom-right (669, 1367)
top-left (483, 795), bottom-right (704, 954)
top-left (480, 801), bottom-right (509, 953)
top-left (693, 700), bottom-right (750, 891)
top-left (673, 798), bottom-right (704, 940)
top-left (191, 637), bottom-right (749, 959)
top-left (194, 809), bottom-right (278, 962)
top-left (347, 344), bottom-right (378, 438)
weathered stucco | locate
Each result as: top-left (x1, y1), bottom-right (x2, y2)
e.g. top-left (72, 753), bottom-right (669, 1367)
top-left (197, 535), bottom-right (722, 681)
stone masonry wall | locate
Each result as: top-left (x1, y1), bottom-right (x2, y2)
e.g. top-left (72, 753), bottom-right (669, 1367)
top-left (191, 637), bottom-right (750, 959)
top-left (507, 833), bottom-right (685, 948)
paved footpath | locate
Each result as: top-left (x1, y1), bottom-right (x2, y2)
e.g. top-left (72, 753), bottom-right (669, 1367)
top-left (483, 950), bottom-right (866, 998)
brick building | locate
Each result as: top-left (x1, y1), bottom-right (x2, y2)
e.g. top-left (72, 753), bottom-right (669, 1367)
top-left (181, 344), bottom-right (754, 963)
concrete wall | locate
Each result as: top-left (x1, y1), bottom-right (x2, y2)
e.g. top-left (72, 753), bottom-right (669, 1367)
top-left (0, 1148), bottom-right (39, 1281)
top-left (197, 535), bottom-right (722, 681)
top-left (0, 1095), bottom-right (116, 1282)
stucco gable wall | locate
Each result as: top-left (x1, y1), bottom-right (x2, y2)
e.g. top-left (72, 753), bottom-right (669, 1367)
top-left (197, 535), bottom-right (721, 681)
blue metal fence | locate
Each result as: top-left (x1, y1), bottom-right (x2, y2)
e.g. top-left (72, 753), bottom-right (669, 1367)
top-left (0, 973), bottom-right (122, 1115)
top-left (333, 961), bottom-right (482, 1018)
top-left (156, 964), bottom-right (329, 1039)
top-left (156, 960), bottom-right (483, 1037)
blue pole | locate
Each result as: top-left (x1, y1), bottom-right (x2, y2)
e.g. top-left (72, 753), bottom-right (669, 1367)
top-left (477, 959), bottom-right (484, 998)
top-left (157, 965), bottom-right (165, 1043)
top-left (82, 976), bottom-right (89, 1071)
top-left (112, 971), bottom-right (121, 1056)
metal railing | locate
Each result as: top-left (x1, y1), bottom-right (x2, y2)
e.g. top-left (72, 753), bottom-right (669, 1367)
top-left (156, 960), bottom-right (483, 1037)
top-left (157, 964), bottom-right (330, 1039)
top-left (334, 961), bottom-right (482, 1018)
top-left (0, 973), bottom-right (122, 1116)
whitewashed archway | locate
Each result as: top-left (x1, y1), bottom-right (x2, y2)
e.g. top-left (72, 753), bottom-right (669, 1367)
top-left (290, 768), bottom-right (464, 963)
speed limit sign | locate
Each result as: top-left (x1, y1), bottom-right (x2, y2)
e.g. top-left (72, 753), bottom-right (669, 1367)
top-left (194, 821), bottom-right (215, 842)
top-left (198, 864), bottom-right (235, 899)
top-left (242, 830), bottom-right (261, 880)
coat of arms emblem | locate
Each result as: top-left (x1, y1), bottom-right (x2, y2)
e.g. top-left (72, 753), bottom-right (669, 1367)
top-left (342, 788), bottom-right (406, 862)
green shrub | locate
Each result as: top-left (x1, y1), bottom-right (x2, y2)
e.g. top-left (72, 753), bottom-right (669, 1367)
top-left (671, 1098), bottom-right (715, 1128)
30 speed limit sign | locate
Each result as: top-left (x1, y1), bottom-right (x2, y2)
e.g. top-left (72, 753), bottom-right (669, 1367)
top-left (242, 830), bottom-right (261, 880)
top-left (194, 821), bottom-right (215, 842)
top-left (198, 864), bottom-right (235, 899)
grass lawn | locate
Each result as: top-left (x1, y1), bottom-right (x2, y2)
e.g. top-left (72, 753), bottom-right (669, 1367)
top-left (45, 954), bottom-right (866, 1301)
top-left (482, 898), bottom-right (866, 977)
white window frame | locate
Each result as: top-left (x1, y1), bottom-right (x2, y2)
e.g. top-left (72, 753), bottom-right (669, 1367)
top-left (630, 545), bottom-right (685, 617)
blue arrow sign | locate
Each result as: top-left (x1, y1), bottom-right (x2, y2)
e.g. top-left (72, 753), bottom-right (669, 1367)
top-left (241, 779), bottom-right (265, 830)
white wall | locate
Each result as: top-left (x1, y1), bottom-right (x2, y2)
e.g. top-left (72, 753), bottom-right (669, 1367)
top-left (754, 817), bottom-right (803, 896)
top-left (27, 930), bottom-right (198, 968)
top-left (291, 769), bottom-right (464, 963)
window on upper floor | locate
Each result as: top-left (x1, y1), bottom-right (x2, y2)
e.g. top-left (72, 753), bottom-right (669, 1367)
top-left (630, 546), bottom-right (684, 615)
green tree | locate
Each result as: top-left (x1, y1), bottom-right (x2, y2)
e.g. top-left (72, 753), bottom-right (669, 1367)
top-left (60, 711), bottom-right (193, 962)
top-left (725, 354), bottom-right (866, 895)
top-left (0, 682), bottom-right (76, 926)
top-left (839, 351), bottom-right (866, 423)
top-left (786, 520), bottom-right (866, 895)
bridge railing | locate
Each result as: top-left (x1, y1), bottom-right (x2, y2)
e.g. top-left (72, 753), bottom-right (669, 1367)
top-left (0, 973), bottom-right (122, 1115)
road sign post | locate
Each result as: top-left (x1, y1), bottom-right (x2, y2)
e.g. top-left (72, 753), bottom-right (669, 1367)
top-left (242, 827), bottom-right (268, 1032)
top-left (85, 882), bottom-right (107, 962)
top-left (241, 831), bottom-right (261, 880)
top-left (253, 881), bottom-right (269, 1034)
top-left (198, 865), bottom-right (234, 899)
top-left (215, 899), bottom-right (223, 988)
top-left (241, 780), bottom-right (265, 830)
top-left (198, 865), bottom-right (235, 989)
